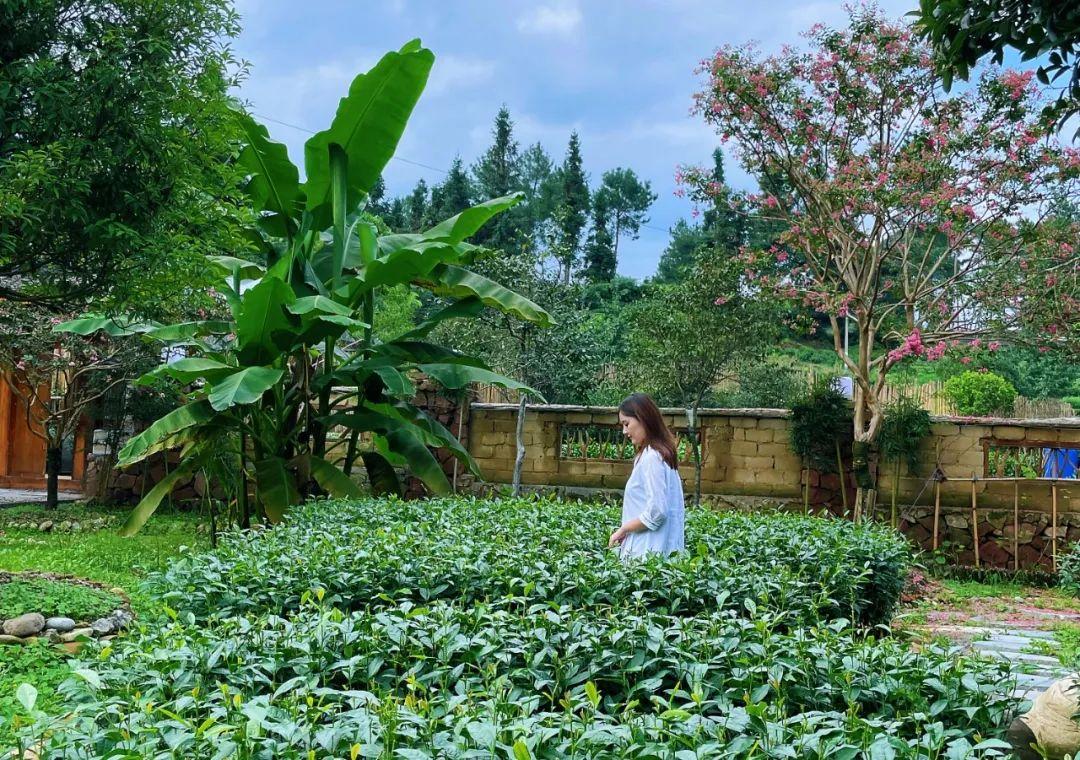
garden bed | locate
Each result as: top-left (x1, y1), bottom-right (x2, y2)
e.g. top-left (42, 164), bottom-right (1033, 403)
top-left (4, 496), bottom-right (1027, 758)
top-left (0, 571), bottom-right (132, 647)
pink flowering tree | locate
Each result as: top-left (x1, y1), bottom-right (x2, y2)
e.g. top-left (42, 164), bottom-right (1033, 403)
top-left (688, 7), bottom-right (1080, 514)
top-left (0, 300), bottom-right (143, 507)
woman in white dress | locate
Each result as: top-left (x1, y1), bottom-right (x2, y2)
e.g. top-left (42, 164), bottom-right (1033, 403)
top-left (607, 393), bottom-right (686, 559)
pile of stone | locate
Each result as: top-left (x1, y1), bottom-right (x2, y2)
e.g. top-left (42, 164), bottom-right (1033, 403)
top-left (0, 516), bottom-right (114, 533)
top-left (0, 577), bottom-right (132, 652)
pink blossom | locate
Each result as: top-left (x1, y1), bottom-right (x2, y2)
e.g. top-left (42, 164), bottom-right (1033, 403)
top-left (775, 251), bottom-right (789, 263)
top-left (714, 296), bottom-right (729, 306)
top-left (988, 341), bottom-right (1001, 352)
top-left (969, 339), bottom-right (982, 349)
top-left (960, 356), bottom-right (972, 364)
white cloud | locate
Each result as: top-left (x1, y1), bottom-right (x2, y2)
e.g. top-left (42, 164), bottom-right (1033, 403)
top-left (517, 1), bottom-right (582, 35)
top-left (426, 55), bottom-right (496, 96)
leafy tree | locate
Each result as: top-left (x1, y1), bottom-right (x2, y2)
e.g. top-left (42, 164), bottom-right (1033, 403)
top-left (654, 219), bottom-right (707, 284)
top-left (406, 179), bottom-right (429, 232)
top-left (582, 193), bottom-right (617, 282)
top-left (594, 168), bottom-right (657, 261)
top-left (626, 245), bottom-right (780, 504)
top-left (913, 0), bottom-right (1080, 135)
top-left (429, 157), bottom-right (473, 222)
top-left (550, 132), bottom-right (591, 283)
top-left (61, 42), bottom-right (551, 533)
top-left (0, 301), bottom-right (150, 507)
top-left (690, 7), bottom-right (1080, 513)
top-left (0, 0), bottom-right (246, 314)
top-left (519, 141), bottom-right (557, 238)
top-left (471, 106), bottom-right (528, 252)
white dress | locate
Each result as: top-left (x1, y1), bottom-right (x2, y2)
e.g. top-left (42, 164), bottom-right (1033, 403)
top-left (618, 445), bottom-right (686, 560)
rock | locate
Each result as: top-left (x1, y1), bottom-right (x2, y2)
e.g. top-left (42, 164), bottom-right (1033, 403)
top-left (945, 514), bottom-right (969, 530)
top-left (58, 520), bottom-right (72, 531)
top-left (45, 616), bottom-right (76, 633)
top-left (60, 627), bottom-right (94, 642)
top-left (70, 521), bottom-right (81, 532)
top-left (38, 520), bottom-right (54, 532)
top-left (90, 617), bottom-right (115, 636)
top-left (108, 587), bottom-right (125, 596)
top-left (2, 612), bottom-right (45, 638)
top-left (61, 641), bottom-right (84, 655)
top-left (0, 634), bottom-right (27, 645)
top-left (109, 610), bottom-right (133, 630)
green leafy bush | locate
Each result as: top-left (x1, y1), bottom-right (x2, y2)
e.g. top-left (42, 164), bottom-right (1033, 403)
top-left (788, 377), bottom-right (852, 471)
top-left (17, 598), bottom-right (1018, 758)
top-left (145, 497), bottom-right (911, 627)
top-left (943, 371), bottom-right (1018, 417)
top-left (731, 361), bottom-right (804, 408)
top-left (1059, 541), bottom-right (1080, 595)
top-left (0, 577), bottom-right (121, 622)
top-left (1064, 395), bottom-right (1080, 413)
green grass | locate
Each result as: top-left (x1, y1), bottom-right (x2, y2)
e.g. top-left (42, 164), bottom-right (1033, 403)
top-left (0, 504), bottom-right (206, 747)
top-left (940, 579), bottom-right (1026, 601)
top-left (0, 578), bottom-right (122, 621)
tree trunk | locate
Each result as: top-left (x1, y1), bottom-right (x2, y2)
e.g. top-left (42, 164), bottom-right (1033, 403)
top-left (851, 439), bottom-right (876, 522)
top-left (834, 439), bottom-right (849, 516)
top-left (512, 396), bottom-right (527, 496)
top-left (45, 444), bottom-right (61, 508)
top-left (686, 402), bottom-right (702, 507)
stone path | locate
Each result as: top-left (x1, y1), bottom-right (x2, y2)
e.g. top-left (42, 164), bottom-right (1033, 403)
top-left (933, 625), bottom-right (1071, 698)
top-left (0, 488), bottom-right (81, 506)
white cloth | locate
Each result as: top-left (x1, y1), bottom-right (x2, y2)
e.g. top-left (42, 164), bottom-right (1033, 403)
top-left (618, 445), bottom-right (685, 560)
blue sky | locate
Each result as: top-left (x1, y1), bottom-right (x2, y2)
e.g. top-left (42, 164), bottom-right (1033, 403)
top-left (232, 0), bottom-right (913, 279)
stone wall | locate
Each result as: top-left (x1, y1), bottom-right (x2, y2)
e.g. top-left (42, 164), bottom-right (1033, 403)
top-left (467, 404), bottom-right (1080, 569)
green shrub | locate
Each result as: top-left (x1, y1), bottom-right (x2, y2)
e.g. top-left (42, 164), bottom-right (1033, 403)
top-left (1064, 395), bottom-right (1080, 413)
top-left (144, 497), bottom-right (910, 627)
top-left (1059, 541), bottom-right (1080, 595)
top-left (943, 371), bottom-right (1018, 417)
top-left (0, 577), bottom-right (122, 621)
top-left (15, 600), bottom-right (1019, 758)
top-left (731, 361), bottom-right (804, 408)
top-left (788, 377), bottom-right (852, 472)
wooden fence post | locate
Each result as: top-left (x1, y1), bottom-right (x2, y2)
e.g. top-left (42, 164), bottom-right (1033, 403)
top-left (970, 473), bottom-right (980, 569)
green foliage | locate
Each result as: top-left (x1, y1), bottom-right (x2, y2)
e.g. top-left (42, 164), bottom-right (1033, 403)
top-left (943, 371), bottom-right (1018, 417)
top-left (0, 578), bottom-right (121, 621)
top-left (730, 361), bottom-right (803, 408)
top-left (0, 0), bottom-right (247, 314)
top-left (789, 378), bottom-right (853, 471)
top-left (1065, 395), bottom-right (1080, 413)
top-left (0, 640), bottom-right (68, 748)
top-left (913, 0), bottom-right (1080, 134)
top-left (878, 395), bottom-right (933, 473)
top-left (10, 498), bottom-right (1028, 758)
top-left (984, 345), bottom-right (1080, 399)
top-left (593, 167), bottom-right (657, 261)
top-left (146, 497), bottom-right (911, 629)
top-left (59, 44), bottom-right (551, 531)
top-left (1059, 542), bottom-right (1080, 596)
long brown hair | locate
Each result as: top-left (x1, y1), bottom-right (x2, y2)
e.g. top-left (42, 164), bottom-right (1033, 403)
top-left (619, 393), bottom-right (678, 469)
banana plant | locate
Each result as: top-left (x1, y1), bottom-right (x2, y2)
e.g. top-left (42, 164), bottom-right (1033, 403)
top-left (58, 40), bottom-right (551, 535)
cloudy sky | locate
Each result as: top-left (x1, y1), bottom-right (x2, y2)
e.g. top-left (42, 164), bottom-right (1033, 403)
top-left (232, 0), bottom-right (913, 279)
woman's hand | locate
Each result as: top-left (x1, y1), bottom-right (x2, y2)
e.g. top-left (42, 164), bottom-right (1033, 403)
top-left (608, 527), bottom-right (627, 548)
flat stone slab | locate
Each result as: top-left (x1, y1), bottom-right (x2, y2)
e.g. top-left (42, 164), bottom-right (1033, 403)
top-left (0, 488), bottom-right (81, 506)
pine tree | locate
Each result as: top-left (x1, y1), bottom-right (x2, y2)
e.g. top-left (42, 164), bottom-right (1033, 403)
top-left (430, 156), bottom-right (472, 221)
top-left (406, 179), bottom-right (429, 232)
top-left (582, 194), bottom-right (616, 282)
top-left (655, 219), bottom-right (707, 284)
top-left (471, 106), bottom-right (527, 251)
top-left (554, 131), bottom-right (590, 283)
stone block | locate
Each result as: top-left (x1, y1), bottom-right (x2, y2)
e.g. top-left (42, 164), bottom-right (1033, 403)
top-left (729, 428), bottom-right (745, 441)
top-left (758, 418), bottom-right (788, 430)
top-left (564, 412), bottom-right (594, 424)
top-left (931, 423), bottom-right (961, 437)
top-left (727, 441), bottom-right (759, 457)
top-left (745, 428), bottom-right (774, 443)
top-left (992, 426), bottom-right (1026, 441)
top-left (741, 456), bottom-right (775, 471)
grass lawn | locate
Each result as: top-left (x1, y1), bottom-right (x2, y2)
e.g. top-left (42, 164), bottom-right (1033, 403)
top-left (0, 502), bottom-right (206, 744)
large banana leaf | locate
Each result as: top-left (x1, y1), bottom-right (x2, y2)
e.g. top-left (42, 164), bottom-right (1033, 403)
top-left (235, 109), bottom-right (302, 238)
top-left (138, 358), bottom-right (236, 386)
top-left (370, 340), bottom-right (491, 366)
top-left (118, 459), bottom-right (196, 537)
top-left (419, 363), bottom-right (539, 398)
top-left (235, 278), bottom-right (298, 365)
top-left (350, 241), bottom-right (464, 292)
top-left (54, 315), bottom-right (156, 337)
top-left (422, 194), bottom-right (524, 243)
top-left (254, 456), bottom-right (300, 523)
top-left (302, 454), bottom-right (364, 498)
top-left (380, 427), bottom-right (450, 494)
top-left (420, 265), bottom-right (553, 326)
top-left (144, 321), bottom-right (234, 342)
top-left (118, 400), bottom-right (215, 466)
top-left (398, 297), bottom-right (485, 340)
top-left (367, 400), bottom-right (480, 478)
top-left (208, 255), bottom-right (266, 282)
top-left (360, 451), bottom-right (402, 496)
top-left (208, 366), bottom-right (284, 411)
top-left (304, 40), bottom-right (433, 229)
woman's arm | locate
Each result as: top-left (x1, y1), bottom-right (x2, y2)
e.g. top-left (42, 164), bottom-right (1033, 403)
top-left (608, 518), bottom-right (646, 547)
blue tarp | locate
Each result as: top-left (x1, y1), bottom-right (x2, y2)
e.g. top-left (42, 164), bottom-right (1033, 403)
top-left (1043, 447), bottom-right (1080, 478)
